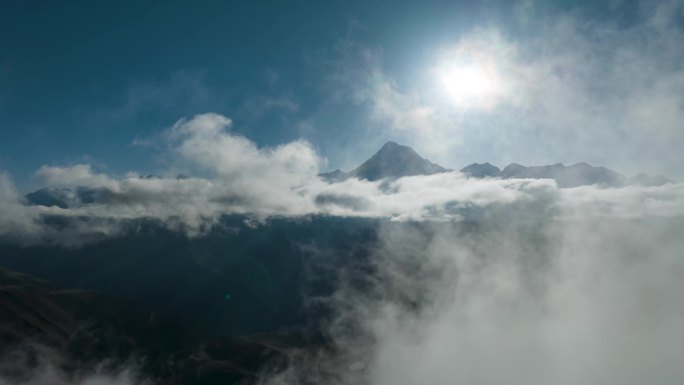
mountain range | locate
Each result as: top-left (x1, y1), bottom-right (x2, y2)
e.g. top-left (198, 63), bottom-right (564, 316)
top-left (319, 141), bottom-right (448, 183)
top-left (320, 141), bottom-right (673, 187)
top-left (22, 142), bottom-right (673, 209)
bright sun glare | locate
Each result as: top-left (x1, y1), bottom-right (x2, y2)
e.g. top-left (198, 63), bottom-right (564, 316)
top-left (437, 63), bottom-right (502, 109)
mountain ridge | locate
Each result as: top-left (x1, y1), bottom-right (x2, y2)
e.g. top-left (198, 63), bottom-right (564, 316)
top-left (318, 141), bottom-right (673, 187)
top-left (319, 141), bottom-right (449, 182)
top-left (462, 161), bottom-right (673, 187)
top-left (23, 142), bottom-right (675, 208)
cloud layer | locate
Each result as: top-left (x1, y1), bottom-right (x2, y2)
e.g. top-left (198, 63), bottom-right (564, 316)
top-left (0, 112), bottom-right (682, 247)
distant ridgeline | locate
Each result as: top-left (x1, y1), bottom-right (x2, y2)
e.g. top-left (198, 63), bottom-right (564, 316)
top-left (23, 142), bottom-right (673, 211)
top-left (319, 141), bottom-right (448, 183)
top-left (320, 141), bottom-right (673, 188)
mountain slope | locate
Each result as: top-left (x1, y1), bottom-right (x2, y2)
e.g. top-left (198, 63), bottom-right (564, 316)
top-left (320, 141), bottom-right (449, 182)
top-left (499, 162), bottom-right (626, 187)
top-left (628, 173), bottom-right (674, 187)
top-left (462, 161), bottom-right (673, 187)
top-left (460, 162), bottom-right (501, 178)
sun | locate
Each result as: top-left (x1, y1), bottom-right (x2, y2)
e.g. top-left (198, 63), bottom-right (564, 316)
top-left (438, 64), bottom-right (501, 108)
top-left (441, 66), bottom-right (493, 100)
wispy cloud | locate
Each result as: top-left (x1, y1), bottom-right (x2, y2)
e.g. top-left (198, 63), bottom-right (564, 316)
top-left (0, 112), bottom-right (683, 246)
top-left (35, 164), bottom-right (114, 188)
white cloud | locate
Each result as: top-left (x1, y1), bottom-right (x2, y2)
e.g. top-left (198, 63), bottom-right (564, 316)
top-left (35, 164), bottom-right (114, 188)
top-left (0, 171), bottom-right (44, 244)
top-left (1, 112), bottom-right (683, 246)
top-left (164, 113), bottom-right (321, 216)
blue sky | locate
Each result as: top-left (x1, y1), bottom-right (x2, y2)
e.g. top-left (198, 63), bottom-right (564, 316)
top-left (2, 0), bottom-right (683, 191)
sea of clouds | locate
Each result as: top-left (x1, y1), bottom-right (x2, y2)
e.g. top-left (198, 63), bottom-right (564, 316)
top-left (1, 113), bottom-right (683, 247)
top-left (1, 113), bottom-right (683, 384)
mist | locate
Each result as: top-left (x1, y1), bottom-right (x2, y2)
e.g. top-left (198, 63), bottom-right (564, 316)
top-left (264, 201), bottom-right (684, 384)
